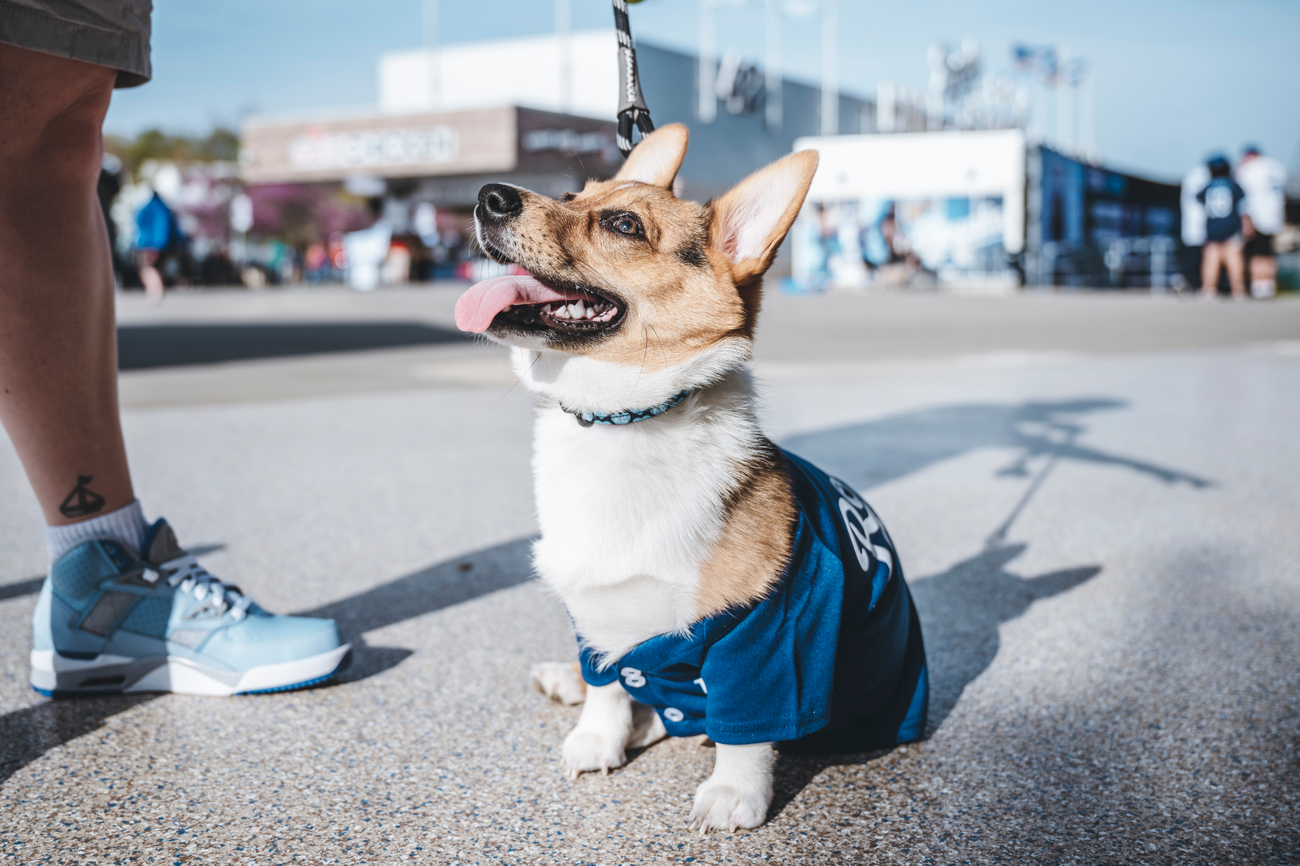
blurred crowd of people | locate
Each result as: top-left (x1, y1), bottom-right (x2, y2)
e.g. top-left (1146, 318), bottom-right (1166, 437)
top-left (1180, 145), bottom-right (1288, 300)
top-left (97, 156), bottom-right (478, 300)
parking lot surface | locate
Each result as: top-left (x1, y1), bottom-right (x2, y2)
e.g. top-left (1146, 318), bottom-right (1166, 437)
top-left (1, 287), bottom-right (1297, 864)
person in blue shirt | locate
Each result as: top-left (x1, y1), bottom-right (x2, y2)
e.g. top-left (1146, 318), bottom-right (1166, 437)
top-left (134, 190), bottom-right (183, 302)
top-left (581, 450), bottom-right (929, 754)
top-left (1196, 155), bottom-right (1247, 300)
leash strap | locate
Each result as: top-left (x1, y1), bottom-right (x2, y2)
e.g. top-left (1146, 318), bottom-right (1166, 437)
top-left (612, 0), bottom-right (655, 157)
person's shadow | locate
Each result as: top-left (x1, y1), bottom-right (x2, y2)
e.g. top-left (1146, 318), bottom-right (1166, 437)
top-left (0, 397), bottom-right (1209, 791)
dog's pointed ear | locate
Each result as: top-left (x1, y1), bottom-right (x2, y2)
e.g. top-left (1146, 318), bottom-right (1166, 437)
top-left (710, 150), bottom-right (819, 285)
top-left (612, 123), bottom-right (690, 188)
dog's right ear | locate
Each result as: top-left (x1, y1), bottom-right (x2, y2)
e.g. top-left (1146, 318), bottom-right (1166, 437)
top-left (612, 123), bottom-right (689, 188)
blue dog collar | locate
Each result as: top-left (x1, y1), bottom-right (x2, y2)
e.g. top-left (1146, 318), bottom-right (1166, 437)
top-left (564, 389), bottom-right (692, 428)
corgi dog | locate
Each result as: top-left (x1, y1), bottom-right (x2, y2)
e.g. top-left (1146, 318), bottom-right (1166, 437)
top-left (455, 124), bottom-right (928, 833)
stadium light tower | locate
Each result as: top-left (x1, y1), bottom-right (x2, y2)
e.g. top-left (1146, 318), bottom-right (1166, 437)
top-left (556, 0), bottom-right (572, 113)
top-left (765, 0), bottom-right (782, 131)
top-left (698, 0), bottom-right (717, 122)
top-left (423, 0), bottom-right (440, 110)
top-left (820, 0), bottom-right (838, 135)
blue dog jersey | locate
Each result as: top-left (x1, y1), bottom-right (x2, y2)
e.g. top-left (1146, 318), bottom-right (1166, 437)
top-left (579, 450), bottom-right (928, 753)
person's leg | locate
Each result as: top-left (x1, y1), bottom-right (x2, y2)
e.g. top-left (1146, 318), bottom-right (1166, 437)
top-left (1, 47), bottom-right (349, 700)
top-left (0, 44), bottom-right (134, 527)
top-left (1251, 254), bottom-right (1278, 298)
top-left (1224, 240), bottom-right (1246, 300)
top-left (1201, 242), bottom-right (1223, 298)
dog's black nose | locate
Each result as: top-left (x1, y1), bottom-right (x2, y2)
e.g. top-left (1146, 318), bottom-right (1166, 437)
top-left (478, 183), bottom-right (523, 221)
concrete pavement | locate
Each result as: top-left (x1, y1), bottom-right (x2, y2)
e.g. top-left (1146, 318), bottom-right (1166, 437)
top-left (1, 287), bottom-right (1298, 864)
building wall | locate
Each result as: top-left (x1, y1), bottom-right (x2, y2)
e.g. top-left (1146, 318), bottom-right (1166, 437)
top-left (380, 31), bottom-right (619, 120)
top-left (637, 43), bottom-right (874, 201)
top-left (376, 32), bottom-right (875, 201)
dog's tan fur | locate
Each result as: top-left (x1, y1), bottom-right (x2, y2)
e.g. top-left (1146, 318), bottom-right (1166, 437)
top-left (482, 126), bottom-right (815, 616)
top-left (694, 445), bottom-right (797, 619)
top-left (483, 125), bottom-right (815, 376)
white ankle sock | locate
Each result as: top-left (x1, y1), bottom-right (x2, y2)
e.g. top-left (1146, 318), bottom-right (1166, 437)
top-left (46, 500), bottom-right (148, 562)
top-left (1251, 279), bottom-right (1276, 299)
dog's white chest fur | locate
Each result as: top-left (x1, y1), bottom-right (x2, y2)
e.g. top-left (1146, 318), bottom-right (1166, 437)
top-left (520, 345), bottom-right (760, 663)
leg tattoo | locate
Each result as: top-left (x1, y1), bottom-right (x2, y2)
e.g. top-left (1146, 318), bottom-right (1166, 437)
top-left (59, 475), bottom-right (105, 518)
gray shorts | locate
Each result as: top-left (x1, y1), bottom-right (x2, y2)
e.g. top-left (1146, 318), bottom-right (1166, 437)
top-left (0, 0), bottom-right (151, 88)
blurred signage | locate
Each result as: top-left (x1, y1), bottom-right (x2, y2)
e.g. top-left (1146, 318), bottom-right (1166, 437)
top-left (289, 126), bottom-right (459, 171)
top-left (241, 108), bottom-right (517, 183)
top-left (521, 128), bottom-right (607, 155)
top-left (241, 107), bottom-right (618, 185)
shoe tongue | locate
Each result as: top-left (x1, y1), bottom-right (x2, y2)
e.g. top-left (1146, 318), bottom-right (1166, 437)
top-left (143, 519), bottom-right (187, 565)
top-left (454, 274), bottom-right (592, 333)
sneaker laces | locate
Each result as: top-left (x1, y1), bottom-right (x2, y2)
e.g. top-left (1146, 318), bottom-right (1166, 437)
top-left (146, 554), bottom-right (253, 619)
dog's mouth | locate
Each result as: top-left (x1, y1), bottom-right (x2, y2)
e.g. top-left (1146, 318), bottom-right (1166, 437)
top-left (455, 273), bottom-right (626, 337)
top-left (497, 282), bottom-right (624, 333)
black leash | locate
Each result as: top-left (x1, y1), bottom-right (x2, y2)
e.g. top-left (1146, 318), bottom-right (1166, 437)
top-left (612, 0), bottom-right (654, 157)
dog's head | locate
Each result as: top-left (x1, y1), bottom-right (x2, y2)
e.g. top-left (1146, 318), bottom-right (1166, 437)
top-left (455, 124), bottom-right (818, 412)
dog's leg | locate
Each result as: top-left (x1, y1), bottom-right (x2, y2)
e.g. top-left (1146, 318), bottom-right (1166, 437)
top-left (689, 742), bottom-right (775, 833)
top-left (628, 700), bottom-right (668, 749)
top-left (530, 661), bottom-right (587, 705)
top-left (561, 681), bottom-right (639, 779)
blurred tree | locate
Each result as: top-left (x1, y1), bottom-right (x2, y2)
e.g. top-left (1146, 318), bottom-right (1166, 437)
top-left (105, 127), bottom-right (240, 175)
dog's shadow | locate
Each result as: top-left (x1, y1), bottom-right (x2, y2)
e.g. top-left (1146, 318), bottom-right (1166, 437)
top-left (758, 396), bottom-right (1212, 820)
top-left (765, 541), bottom-right (1101, 821)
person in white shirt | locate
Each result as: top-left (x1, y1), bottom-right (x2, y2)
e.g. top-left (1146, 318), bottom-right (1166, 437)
top-left (1235, 145), bottom-right (1287, 299)
top-left (1179, 161), bottom-right (1210, 289)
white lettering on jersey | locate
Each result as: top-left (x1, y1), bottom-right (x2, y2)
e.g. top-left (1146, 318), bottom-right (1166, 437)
top-left (693, 677), bottom-right (707, 694)
top-left (830, 475), bottom-right (894, 577)
top-left (1206, 186), bottom-right (1235, 219)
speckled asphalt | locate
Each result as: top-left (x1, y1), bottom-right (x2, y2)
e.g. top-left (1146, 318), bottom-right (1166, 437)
top-left (1, 290), bottom-right (1298, 864)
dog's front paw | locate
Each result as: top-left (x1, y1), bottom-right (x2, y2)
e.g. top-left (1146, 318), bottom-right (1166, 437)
top-left (561, 728), bottom-right (626, 780)
top-left (531, 661), bottom-right (587, 705)
top-left (689, 777), bottom-right (770, 833)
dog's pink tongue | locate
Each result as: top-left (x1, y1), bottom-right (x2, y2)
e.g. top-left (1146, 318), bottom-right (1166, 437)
top-left (454, 275), bottom-right (588, 333)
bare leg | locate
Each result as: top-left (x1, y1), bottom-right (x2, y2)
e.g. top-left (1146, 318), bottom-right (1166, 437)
top-left (1251, 254), bottom-right (1278, 298)
top-left (0, 44), bottom-right (134, 526)
top-left (1225, 240), bottom-right (1246, 300)
top-left (1201, 242), bottom-right (1223, 299)
top-left (1252, 255), bottom-right (1278, 283)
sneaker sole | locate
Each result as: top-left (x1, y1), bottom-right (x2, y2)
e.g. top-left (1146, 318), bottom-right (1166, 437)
top-left (30, 644), bottom-right (352, 698)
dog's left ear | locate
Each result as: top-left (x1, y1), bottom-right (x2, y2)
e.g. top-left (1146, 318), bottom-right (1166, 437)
top-left (710, 150), bottom-right (819, 285)
top-left (612, 123), bottom-right (689, 188)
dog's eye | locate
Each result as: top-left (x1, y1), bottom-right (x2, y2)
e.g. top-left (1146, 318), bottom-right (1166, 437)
top-left (600, 211), bottom-right (645, 240)
top-left (562, 192), bottom-right (577, 202)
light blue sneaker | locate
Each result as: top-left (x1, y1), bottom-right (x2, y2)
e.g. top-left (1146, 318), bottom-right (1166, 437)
top-left (30, 519), bottom-right (350, 697)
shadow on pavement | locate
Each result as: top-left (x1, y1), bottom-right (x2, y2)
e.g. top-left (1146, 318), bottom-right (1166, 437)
top-left (298, 537), bottom-right (536, 684)
top-left (0, 540), bottom-right (531, 783)
top-left (118, 321), bottom-right (470, 370)
top-left (782, 398), bottom-right (1210, 492)
top-left (764, 397), bottom-right (1208, 821)
top-left (0, 397), bottom-right (1207, 793)
top-left (0, 577), bottom-right (44, 602)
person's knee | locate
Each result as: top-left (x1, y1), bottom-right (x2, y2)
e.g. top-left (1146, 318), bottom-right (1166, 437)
top-left (0, 46), bottom-right (115, 191)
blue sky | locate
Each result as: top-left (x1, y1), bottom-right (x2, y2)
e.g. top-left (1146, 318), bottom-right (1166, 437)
top-left (103, 0), bottom-right (1300, 181)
